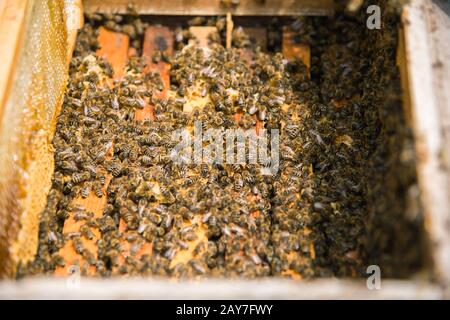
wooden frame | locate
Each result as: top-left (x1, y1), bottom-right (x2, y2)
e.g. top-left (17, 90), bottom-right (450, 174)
top-left (0, 0), bottom-right (29, 121)
top-left (400, 0), bottom-right (450, 286)
top-left (0, 0), bottom-right (83, 278)
top-left (83, 0), bottom-right (334, 16)
top-left (0, 0), bottom-right (449, 299)
top-left (0, 278), bottom-right (443, 299)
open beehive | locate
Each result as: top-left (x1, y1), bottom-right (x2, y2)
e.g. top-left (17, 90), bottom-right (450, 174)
top-left (0, 0), bottom-right (449, 298)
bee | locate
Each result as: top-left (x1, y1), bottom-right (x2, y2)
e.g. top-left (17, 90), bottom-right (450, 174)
top-left (128, 147), bottom-right (138, 161)
top-left (74, 211), bottom-right (94, 221)
top-left (161, 51), bottom-right (171, 64)
top-left (51, 253), bottom-right (65, 268)
top-left (207, 215), bottom-right (218, 227)
top-left (193, 242), bottom-right (206, 256)
top-left (171, 215), bottom-right (183, 229)
top-left (141, 155), bottom-right (153, 166)
top-left (182, 231), bottom-right (198, 242)
top-left (233, 173), bottom-right (244, 191)
top-left (93, 181), bottom-right (103, 198)
top-left (187, 16), bottom-right (206, 26)
top-left (162, 246), bottom-right (175, 260)
top-left (285, 124), bottom-right (300, 138)
top-left (80, 224), bottom-right (94, 240)
top-left (122, 24), bottom-right (137, 40)
top-left (60, 160), bottom-right (78, 173)
top-left (171, 263), bottom-right (188, 278)
top-left (125, 232), bottom-right (138, 242)
top-left (110, 163), bottom-right (122, 177)
top-left (121, 208), bottom-right (138, 230)
top-left (97, 173), bottom-right (106, 186)
top-left (130, 241), bottom-right (143, 256)
top-left (56, 209), bottom-right (70, 220)
top-left (161, 215), bottom-right (173, 229)
top-left (152, 51), bottom-right (162, 64)
top-left (99, 216), bottom-right (116, 233)
top-left (72, 237), bottom-right (84, 255)
top-left (81, 183), bottom-right (91, 198)
top-left (106, 249), bottom-right (120, 267)
top-left (189, 259), bottom-right (206, 275)
top-left (83, 249), bottom-right (97, 265)
top-left (258, 109), bottom-right (267, 121)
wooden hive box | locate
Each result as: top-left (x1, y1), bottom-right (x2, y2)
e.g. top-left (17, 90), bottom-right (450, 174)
top-left (0, 0), bottom-right (449, 299)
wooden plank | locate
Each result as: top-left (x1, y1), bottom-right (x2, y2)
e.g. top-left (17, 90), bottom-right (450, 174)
top-left (188, 26), bottom-right (218, 48)
top-left (237, 45), bottom-right (264, 134)
top-left (142, 26), bottom-right (173, 91)
top-left (55, 30), bottom-right (130, 276)
top-left (96, 27), bottom-right (129, 79)
top-left (83, 0), bottom-right (334, 16)
top-left (0, 277), bottom-right (444, 299)
top-left (0, 0), bottom-right (28, 280)
top-left (227, 41), bottom-right (270, 275)
top-left (282, 26), bottom-right (310, 69)
top-left (112, 27), bottom-right (174, 273)
top-left (279, 25), bottom-right (314, 280)
top-left (168, 215), bottom-right (208, 270)
top-left (226, 12), bottom-right (233, 49)
top-left (397, 25), bottom-right (412, 127)
top-left (0, 0), bottom-right (28, 122)
top-left (54, 175), bottom-right (112, 276)
top-left (115, 213), bottom-right (153, 274)
top-left (238, 27), bottom-right (267, 66)
top-left (244, 27), bottom-right (267, 51)
top-left (401, 0), bottom-right (450, 285)
top-left (135, 26), bottom-right (173, 121)
top-left (172, 85), bottom-right (267, 274)
top-left (169, 27), bottom-right (213, 272)
top-left (64, 0), bottom-right (84, 65)
top-left (0, 0), bottom-right (84, 278)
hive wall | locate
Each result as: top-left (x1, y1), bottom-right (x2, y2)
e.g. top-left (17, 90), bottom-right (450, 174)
top-left (0, 0), bottom-right (82, 278)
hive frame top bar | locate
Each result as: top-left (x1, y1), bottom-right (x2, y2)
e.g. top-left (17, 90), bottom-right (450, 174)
top-left (82, 0), bottom-right (334, 16)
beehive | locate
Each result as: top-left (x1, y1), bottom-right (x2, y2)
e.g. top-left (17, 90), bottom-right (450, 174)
top-left (0, 0), bottom-right (449, 299)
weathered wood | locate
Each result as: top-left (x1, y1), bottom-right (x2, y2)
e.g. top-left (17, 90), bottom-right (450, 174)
top-left (135, 26), bottom-right (173, 121)
top-left (0, 0), bottom-right (84, 278)
top-left (0, 0), bottom-right (28, 122)
top-left (65, 0), bottom-right (84, 64)
top-left (397, 25), bottom-right (412, 127)
top-left (0, 0), bottom-right (29, 280)
top-left (226, 12), bottom-right (233, 49)
top-left (401, 0), bottom-right (450, 286)
top-left (83, 0), bottom-right (334, 16)
top-left (96, 27), bottom-right (129, 79)
top-left (142, 26), bottom-right (173, 91)
top-left (0, 278), bottom-right (443, 299)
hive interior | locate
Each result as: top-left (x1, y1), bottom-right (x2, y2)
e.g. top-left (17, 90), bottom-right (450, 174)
top-left (19, 2), bottom-right (426, 279)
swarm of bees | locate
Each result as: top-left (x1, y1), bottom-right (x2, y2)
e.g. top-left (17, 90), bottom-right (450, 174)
top-left (20, 0), bottom-right (424, 279)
